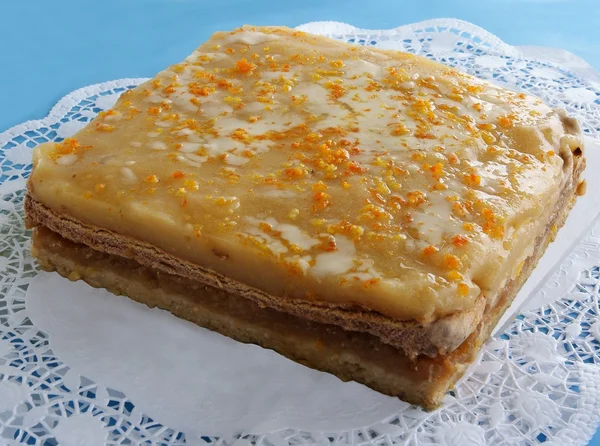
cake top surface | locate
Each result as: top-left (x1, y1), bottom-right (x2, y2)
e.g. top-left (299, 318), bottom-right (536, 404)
top-left (29, 26), bottom-right (582, 321)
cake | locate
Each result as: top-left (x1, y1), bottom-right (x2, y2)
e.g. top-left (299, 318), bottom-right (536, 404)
top-left (25, 26), bottom-right (586, 409)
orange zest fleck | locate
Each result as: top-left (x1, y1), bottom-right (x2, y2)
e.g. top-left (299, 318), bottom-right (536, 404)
top-left (312, 191), bottom-right (331, 211)
top-left (406, 190), bottom-right (427, 207)
top-left (391, 123), bottom-right (409, 136)
top-left (451, 234), bottom-right (469, 247)
top-left (448, 270), bottom-right (462, 282)
top-left (463, 222), bottom-right (475, 232)
top-left (188, 83), bottom-right (215, 96)
top-left (463, 172), bottom-right (481, 187)
top-left (498, 114), bottom-right (515, 128)
top-left (235, 58), bottom-right (257, 74)
top-left (423, 245), bottom-right (439, 256)
top-left (184, 179), bottom-right (199, 190)
top-left (284, 166), bottom-right (308, 179)
top-left (311, 181), bottom-right (328, 192)
top-left (430, 163), bottom-right (444, 178)
top-left (444, 254), bottom-right (462, 270)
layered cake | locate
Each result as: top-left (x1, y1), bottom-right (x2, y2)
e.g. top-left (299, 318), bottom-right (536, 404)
top-left (25, 26), bottom-right (586, 408)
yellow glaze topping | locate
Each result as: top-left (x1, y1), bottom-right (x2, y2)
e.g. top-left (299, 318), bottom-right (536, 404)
top-left (29, 26), bottom-right (583, 322)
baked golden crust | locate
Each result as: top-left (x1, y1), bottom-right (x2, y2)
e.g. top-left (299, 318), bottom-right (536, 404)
top-left (27, 26), bottom-right (585, 325)
top-left (32, 226), bottom-right (461, 409)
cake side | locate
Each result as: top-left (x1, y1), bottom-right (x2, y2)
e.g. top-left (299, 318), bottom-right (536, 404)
top-left (25, 149), bottom-right (584, 359)
top-left (28, 151), bottom-right (581, 409)
top-left (26, 25), bottom-right (586, 326)
top-left (25, 195), bottom-right (482, 358)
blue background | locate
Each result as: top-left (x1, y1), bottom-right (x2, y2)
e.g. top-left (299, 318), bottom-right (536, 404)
top-left (1, 0), bottom-right (599, 444)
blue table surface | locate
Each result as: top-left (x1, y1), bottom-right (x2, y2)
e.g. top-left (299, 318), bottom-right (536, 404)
top-left (2, 0), bottom-right (600, 443)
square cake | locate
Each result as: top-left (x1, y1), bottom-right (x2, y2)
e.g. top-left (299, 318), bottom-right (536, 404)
top-left (25, 26), bottom-right (586, 408)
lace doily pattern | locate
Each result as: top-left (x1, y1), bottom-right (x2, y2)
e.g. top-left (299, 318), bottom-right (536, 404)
top-left (1, 19), bottom-right (600, 445)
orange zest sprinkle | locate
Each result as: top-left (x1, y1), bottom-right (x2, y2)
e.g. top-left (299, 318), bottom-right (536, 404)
top-left (498, 114), bottom-right (515, 128)
top-left (463, 222), bottom-right (475, 232)
top-left (184, 179), bottom-right (199, 190)
top-left (391, 123), bottom-right (409, 136)
top-left (451, 234), bottom-right (469, 247)
top-left (54, 138), bottom-right (83, 155)
top-left (406, 190), bottom-right (427, 207)
top-left (231, 128), bottom-right (250, 142)
top-left (325, 81), bottom-right (346, 100)
top-left (259, 222), bottom-right (272, 232)
top-left (188, 83), bottom-right (215, 96)
top-left (463, 173), bottom-right (481, 187)
top-left (235, 58), bottom-right (257, 74)
top-left (347, 161), bottom-right (366, 174)
top-left (430, 163), bottom-right (444, 178)
top-left (423, 245), bottom-right (439, 256)
top-left (447, 270), bottom-right (462, 282)
top-left (284, 166), bottom-right (308, 178)
top-left (311, 181), bottom-right (328, 192)
top-left (312, 191), bottom-right (331, 211)
top-left (444, 254), bottom-right (462, 270)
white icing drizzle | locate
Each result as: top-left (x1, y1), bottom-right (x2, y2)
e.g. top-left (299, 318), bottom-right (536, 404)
top-left (147, 94), bottom-right (166, 104)
top-left (224, 154), bottom-right (249, 166)
top-left (277, 223), bottom-right (320, 250)
top-left (185, 153), bottom-right (208, 164)
top-left (56, 154), bottom-right (77, 166)
top-left (179, 142), bottom-right (202, 153)
top-left (259, 189), bottom-right (298, 198)
top-left (222, 31), bottom-right (281, 46)
top-left (312, 236), bottom-right (357, 277)
top-left (245, 217), bottom-right (320, 252)
top-left (174, 128), bottom-right (195, 137)
top-left (104, 111), bottom-right (122, 121)
top-left (120, 167), bottom-right (137, 183)
top-left (150, 142), bottom-right (167, 151)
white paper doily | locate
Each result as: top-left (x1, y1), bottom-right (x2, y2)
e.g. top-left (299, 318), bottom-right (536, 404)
top-left (1, 19), bottom-right (600, 445)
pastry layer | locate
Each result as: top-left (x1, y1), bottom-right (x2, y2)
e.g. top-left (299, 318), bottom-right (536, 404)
top-left (32, 226), bottom-right (459, 410)
top-left (25, 145), bottom-right (583, 359)
top-left (27, 26), bottom-right (586, 324)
